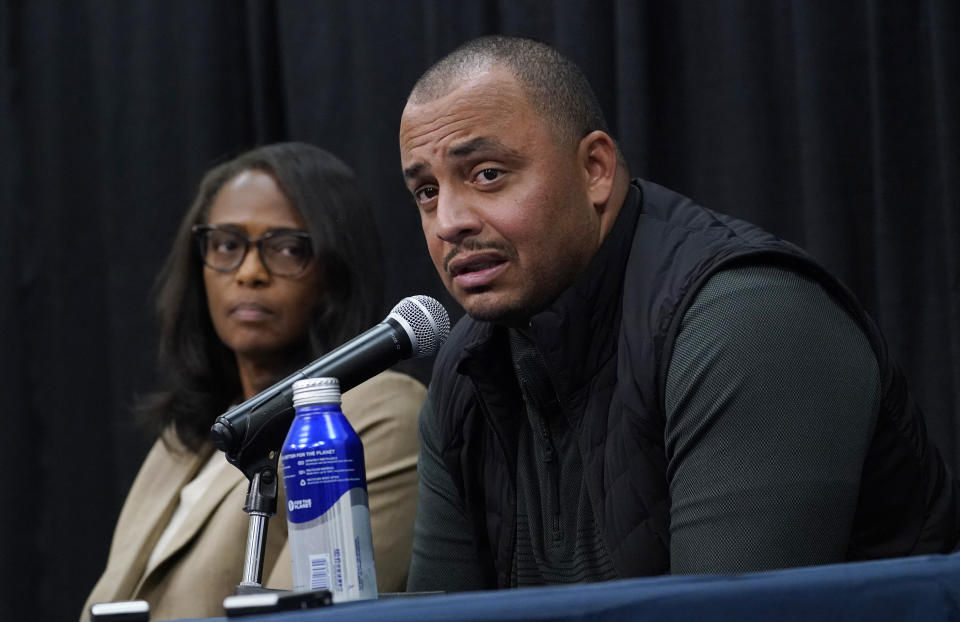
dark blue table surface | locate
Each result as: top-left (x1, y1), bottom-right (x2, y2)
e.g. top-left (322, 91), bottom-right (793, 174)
top-left (179, 552), bottom-right (960, 622)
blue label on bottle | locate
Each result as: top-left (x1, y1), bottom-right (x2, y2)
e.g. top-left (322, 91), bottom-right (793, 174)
top-left (281, 403), bottom-right (367, 524)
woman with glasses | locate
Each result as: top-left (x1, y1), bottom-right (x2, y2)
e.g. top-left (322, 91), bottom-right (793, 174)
top-left (82, 143), bottom-right (426, 620)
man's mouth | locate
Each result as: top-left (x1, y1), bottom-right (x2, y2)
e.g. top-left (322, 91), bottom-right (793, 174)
top-left (447, 253), bottom-right (509, 288)
top-left (449, 254), bottom-right (506, 277)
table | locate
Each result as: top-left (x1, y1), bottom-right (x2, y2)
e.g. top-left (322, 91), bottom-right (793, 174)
top-left (180, 552), bottom-right (960, 622)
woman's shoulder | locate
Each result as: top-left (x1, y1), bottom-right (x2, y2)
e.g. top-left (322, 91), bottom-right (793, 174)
top-left (141, 427), bottom-right (209, 468)
top-left (340, 370), bottom-right (427, 429)
top-left (343, 370), bottom-right (426, 405)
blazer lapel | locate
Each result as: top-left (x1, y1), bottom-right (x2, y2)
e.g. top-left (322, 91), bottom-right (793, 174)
top-left (97, 438), bottom-right (207, 603)
top-left (135, 452), bottom-right (246, 591)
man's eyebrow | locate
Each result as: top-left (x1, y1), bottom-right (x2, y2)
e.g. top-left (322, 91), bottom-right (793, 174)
top-left (448, 136), bottom-right (520, 159)
top-left (402, 137), bottom-right (524, 182)
top-left (403, 161), bottom-right (428, 181)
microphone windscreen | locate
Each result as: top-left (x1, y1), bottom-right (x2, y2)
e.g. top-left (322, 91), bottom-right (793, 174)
top-left (387, 295), bottom-right (450, 358)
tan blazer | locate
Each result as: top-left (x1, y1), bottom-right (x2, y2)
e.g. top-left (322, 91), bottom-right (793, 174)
top-left (82, 370), bottom-right (425, 621)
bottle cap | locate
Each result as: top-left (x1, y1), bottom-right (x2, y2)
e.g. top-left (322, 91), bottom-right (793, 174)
top-left (292, 377), bottom-right (341, 407)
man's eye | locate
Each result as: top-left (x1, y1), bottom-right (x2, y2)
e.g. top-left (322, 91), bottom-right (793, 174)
top-left (475, 168), bottom-right (501, 183)
top-left (415, 186), bottom-right (439, 203)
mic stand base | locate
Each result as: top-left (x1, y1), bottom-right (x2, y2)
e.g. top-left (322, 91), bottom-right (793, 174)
top-left (235, 583), bottom-right (282, 596)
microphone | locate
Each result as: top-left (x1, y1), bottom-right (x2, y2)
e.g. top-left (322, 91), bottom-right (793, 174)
top-left (210, 295), bottom-right (450, 465)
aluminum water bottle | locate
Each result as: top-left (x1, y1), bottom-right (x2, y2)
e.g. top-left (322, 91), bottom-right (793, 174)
top-left (281, 377), bottom-right (377, 601)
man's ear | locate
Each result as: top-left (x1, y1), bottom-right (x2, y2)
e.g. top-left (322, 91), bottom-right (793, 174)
top-left (578, 130), bottom-right (619, 214)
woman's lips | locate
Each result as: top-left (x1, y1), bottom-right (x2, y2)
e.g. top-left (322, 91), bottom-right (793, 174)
top-left (230, 302), bottom-right (273, 321)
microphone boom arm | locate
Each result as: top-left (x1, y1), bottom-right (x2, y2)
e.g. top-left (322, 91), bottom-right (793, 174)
top-left (210, 318), bottom-right (409, 479)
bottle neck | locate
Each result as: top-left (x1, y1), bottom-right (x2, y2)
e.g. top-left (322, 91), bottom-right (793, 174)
top-left (294, 402), bottom-right (343, 417)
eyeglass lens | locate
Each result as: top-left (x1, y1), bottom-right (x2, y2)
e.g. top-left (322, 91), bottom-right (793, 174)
top-left (202, 229), bottom-right (311, 276)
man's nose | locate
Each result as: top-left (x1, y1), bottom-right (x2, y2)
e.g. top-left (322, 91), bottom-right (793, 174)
top-left (434, 189), bottom-right (482, 245)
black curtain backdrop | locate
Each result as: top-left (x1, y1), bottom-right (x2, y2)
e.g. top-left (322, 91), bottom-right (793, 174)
top-left (1, 1), bottom-right (957, 619)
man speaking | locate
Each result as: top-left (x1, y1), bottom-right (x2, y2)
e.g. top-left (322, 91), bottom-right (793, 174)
top-left (399, 35), bottom-right (959, 590)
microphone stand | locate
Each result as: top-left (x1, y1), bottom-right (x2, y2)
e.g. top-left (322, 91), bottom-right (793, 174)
top-left (209, 307), bottom-right (441, 595)
top-left (214, 403), bottom-right (296, 595)
top-left (237, 455), bottom-right (279, 593)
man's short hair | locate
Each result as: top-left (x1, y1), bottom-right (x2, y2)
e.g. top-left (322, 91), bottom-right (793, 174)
top-left (409, 35), bottom-right (610, 147)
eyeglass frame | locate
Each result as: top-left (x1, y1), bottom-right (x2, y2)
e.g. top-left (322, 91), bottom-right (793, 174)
top-left (191, 224), bottom-right (315, 277)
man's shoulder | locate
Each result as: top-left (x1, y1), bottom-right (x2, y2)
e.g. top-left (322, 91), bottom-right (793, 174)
top-left (633, 178), bottom-right (765, 239)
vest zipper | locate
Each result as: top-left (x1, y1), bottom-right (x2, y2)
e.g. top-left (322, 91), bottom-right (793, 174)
top-left (519, 332), bottom-right (565, 546)
top-left (470, 380), bottom-right (517, 586)
top-left (532, 403), bottom-right (563, 543)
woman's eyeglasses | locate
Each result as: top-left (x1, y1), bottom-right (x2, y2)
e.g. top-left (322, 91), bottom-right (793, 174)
top-left (192, 224), bottom-right (313, 277)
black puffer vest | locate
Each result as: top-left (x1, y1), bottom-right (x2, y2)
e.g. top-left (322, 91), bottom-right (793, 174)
top-left (427, 180), bottom-right (959, 586)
